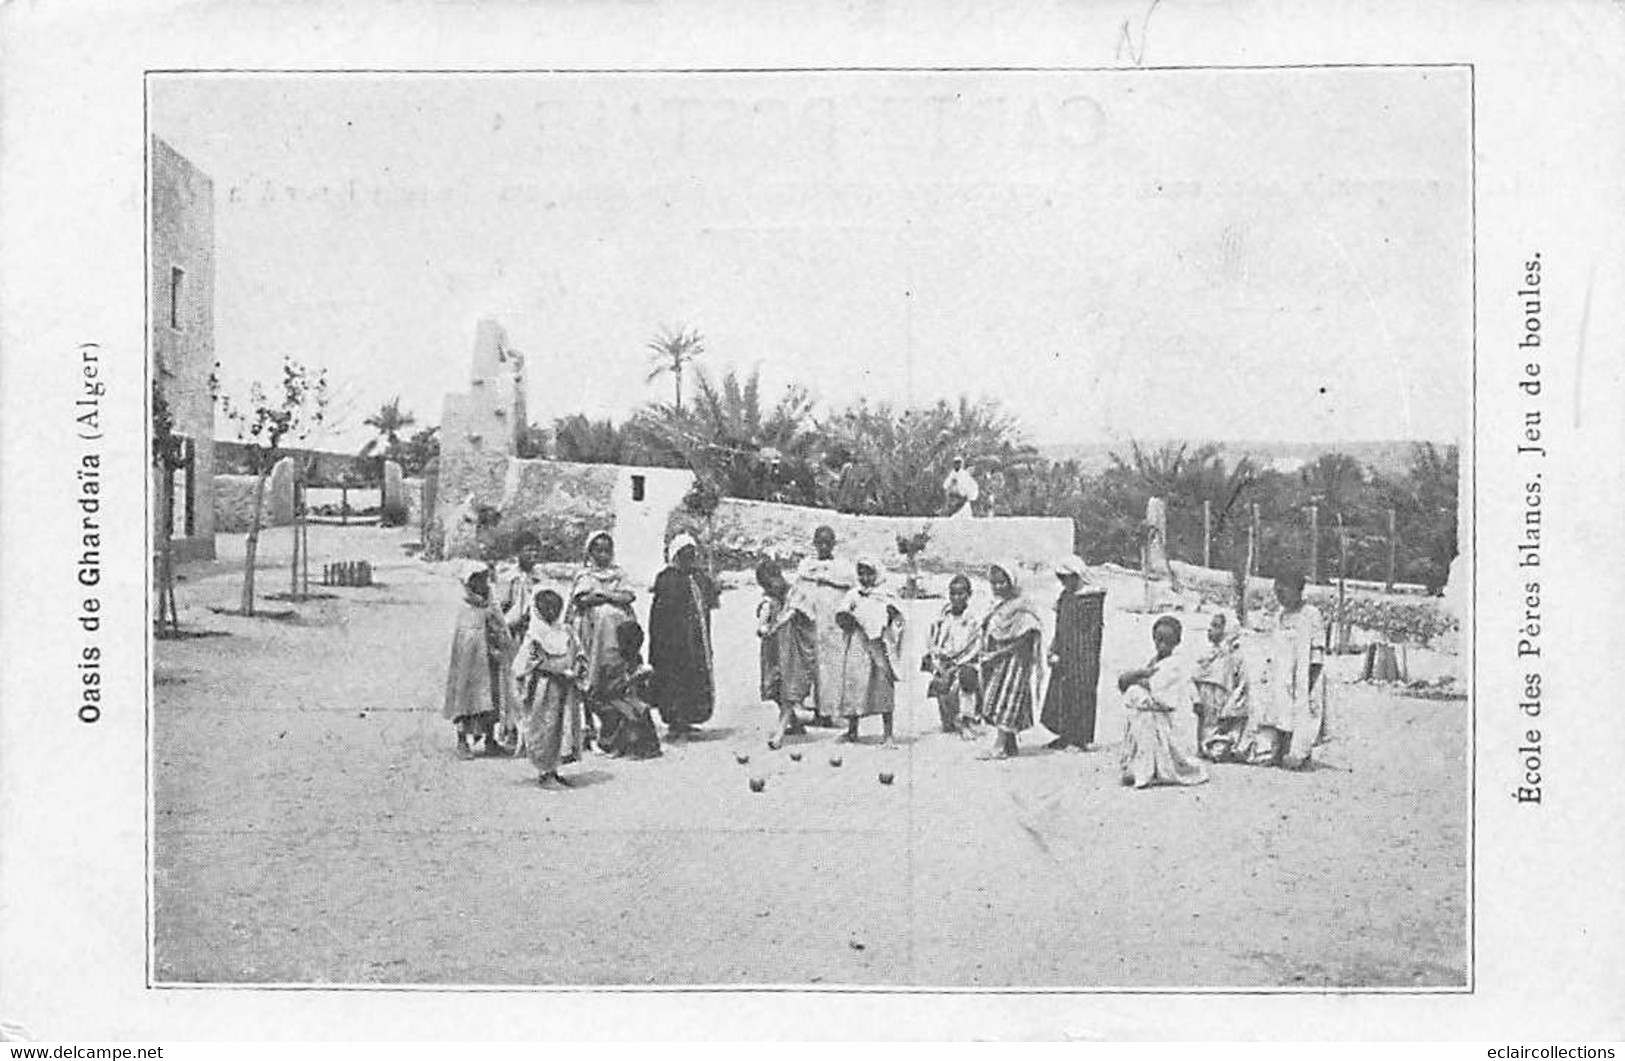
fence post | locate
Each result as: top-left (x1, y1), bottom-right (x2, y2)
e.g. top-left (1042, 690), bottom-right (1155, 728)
top-left (1386, 507), bottom-right (1398, 592)
top-left (1308, 503), bottom-right (1320, 584)
top-left (1202, 499), bottom-right (1212, 569)
top-left (1250, 503), bottom-right (1261, 576)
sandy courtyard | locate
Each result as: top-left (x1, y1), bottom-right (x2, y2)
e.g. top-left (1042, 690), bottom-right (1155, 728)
top-left (152, 525), bottom-right (1467, 988)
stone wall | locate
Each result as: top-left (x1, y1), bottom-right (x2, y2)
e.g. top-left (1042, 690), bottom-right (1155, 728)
top-left (213, 464), bottom-right (295, 533)
top-left (432, 451), bottom-right (620, 561)
top-left (428, 453), bottom-right (695, 584)
top-left (698, 498), bottom-right (1075, 574)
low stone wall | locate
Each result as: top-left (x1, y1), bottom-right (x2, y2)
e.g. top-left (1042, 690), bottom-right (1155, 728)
top-left (431, 451), bottom-right (620, 561)
top-left (699, 498), bottom-right (1074, 574)
top-left (212, 468), bottom-right (294, 533)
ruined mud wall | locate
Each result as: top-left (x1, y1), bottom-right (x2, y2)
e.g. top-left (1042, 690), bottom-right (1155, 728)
top-left (688, 498), bottom-right (1075, 574)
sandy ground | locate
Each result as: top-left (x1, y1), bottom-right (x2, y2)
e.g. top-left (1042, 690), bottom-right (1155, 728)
top-left (153, 525), bottom-right (1467, 987)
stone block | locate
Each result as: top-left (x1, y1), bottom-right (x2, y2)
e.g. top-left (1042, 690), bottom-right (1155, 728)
top-left (381, 460), bottom-right (407, 523)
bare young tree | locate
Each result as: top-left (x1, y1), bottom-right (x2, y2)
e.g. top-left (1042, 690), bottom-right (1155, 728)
top-left (216, 357), bottom-right (330, 616)
top-left (151, 378), bottom-right (186, 635)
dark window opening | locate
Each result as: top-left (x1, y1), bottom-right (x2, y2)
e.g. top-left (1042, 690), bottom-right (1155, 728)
top-left (169, 266), bottom-right (184, 329)
top-left (631, 475), bottom-right (646, 502)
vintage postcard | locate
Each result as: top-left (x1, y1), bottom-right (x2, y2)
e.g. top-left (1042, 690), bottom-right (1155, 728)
top-left (1, 0), bottom-right (1621, 1044)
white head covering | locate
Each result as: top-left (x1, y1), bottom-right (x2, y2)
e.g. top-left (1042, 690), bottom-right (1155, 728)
top-left (666, 532), bottom-right (699, 564)
top-left (455, 558), bottom-right (488, 584)
top-left (1054, 555), bottom-right (1089, 582)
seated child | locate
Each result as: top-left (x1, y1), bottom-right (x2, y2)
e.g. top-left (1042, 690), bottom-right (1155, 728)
top-left (594, 621), bottom-right (662, 760)
top-left (923, 573), bottom-right (983, 738)
top-left (755, 559), bottom-right (816, 750)
top-left (1192, 612), bottom-right (1249, 761)
top-left (1117, 616), bottom-right (1209, 789)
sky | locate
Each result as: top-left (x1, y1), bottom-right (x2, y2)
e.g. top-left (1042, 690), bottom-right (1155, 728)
top-left (150, 68), bottom-right (1471, 452)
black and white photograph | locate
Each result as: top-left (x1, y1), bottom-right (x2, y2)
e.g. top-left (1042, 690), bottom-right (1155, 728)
top-left (146, 67), bottom-right (1470, 989)
top-left (4, 0), bottom-right (1624, 1046)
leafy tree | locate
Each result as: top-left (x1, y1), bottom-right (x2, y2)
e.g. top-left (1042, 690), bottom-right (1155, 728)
top-left (820, 396), bottom-right (1040, 516)
top-left (1392, 442), bottom-right (1459, 592)
top-left (216, 357), bottom-right (330, 616)
top-left (515, 423), bottom-right (551, 460)
top-left (644, 325), bottom-right (706, 412)
top-left (553, 414), bottom-right (632, 465)
top-left (396, 425), bottom-right (441, 476)
top-left (636, 365), bottom-right (822, 503)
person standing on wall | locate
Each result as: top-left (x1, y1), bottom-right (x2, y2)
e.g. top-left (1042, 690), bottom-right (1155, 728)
top-left (941, 455), bottom-right (980, 519)
top-left (648, 533), bottom-right (718, 740)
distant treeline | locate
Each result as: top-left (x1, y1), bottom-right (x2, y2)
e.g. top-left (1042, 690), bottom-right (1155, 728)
top-left (518, 365), bottom-right (1460, 593)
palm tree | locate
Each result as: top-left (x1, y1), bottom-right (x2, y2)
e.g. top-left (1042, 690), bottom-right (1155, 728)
top-left (821, 395), bottom-right (1039, 516)
top-left (636, 364), bottom-right (821, 503)
top-left (359, 396), bottom-right (416, 463)
top-left (644, 326), bottom-right (706, 412)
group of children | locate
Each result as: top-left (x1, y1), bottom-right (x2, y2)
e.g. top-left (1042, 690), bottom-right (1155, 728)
top-left (751, 533), bottom-right (1107, 764)
top-left (750, 531), bottom-right (1325, 787)
top-left (442, 532), bottom-right (665, 791)
top-left (445, 523), bottom-right (1328, 792)
top-left (1111, 570), bottom-right (1328, 788)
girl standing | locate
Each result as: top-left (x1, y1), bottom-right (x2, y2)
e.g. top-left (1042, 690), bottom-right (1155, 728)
top-left (566, 531), bottom-right (637, 750)
top-left (977, 561), bottom-right (1046, 760)
top-left (756, 559), bottom-right (817, 750)
top-left (834, 557), bottom-right (905, 747)
top-left (443, 564), bottom-right (516, 759)
top-left (513, 589), bottom-right (585, 787)
top-left (1238, 567), bottom-right (1327, 769)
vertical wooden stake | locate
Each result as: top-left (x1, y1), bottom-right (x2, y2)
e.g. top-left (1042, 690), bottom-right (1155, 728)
top-left (1308, 503), bottom-right (1320, 584)
top-left (1202, 499), bottom-right (1212, 569)
top-left (1250, 503), bottom-right (1261, 577)
top-left (1386, 507), bottom-right (1398, 593)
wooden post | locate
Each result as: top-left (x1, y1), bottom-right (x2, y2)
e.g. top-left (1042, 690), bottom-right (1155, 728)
top-left (156, 465), bottom-right (179, 635)
top-left (1308, 503), bottom-right (1320, 584)
top-left (1386, 507), bottom-right (1398, 593)
top-left (1250, 503), bottom-right (1261, 576)
top-left (1336, 514), bottom-right (1349, 653)
top-left (289, 476), bottom-right (301, 600)
top-left (1202, 499), bottom-right (1212, 569)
